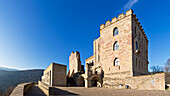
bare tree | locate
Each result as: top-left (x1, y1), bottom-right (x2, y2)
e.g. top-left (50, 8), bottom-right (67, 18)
top-left (165, 58), bottom-right (170, 73)
top-left (150, 65), bottom-right (163, 73)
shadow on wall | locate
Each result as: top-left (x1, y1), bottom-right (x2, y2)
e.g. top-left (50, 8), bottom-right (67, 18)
top-left (50, 87), bottom-right (79, 95)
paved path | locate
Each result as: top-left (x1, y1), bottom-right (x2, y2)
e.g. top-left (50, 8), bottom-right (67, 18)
top-left (25, 85), bottom-right (46, 96)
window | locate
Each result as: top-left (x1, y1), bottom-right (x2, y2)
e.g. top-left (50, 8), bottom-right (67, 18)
top-left (98, 55), bottom-right (100, 62)
top-left (113, 27), bottom-right (118, 36)
top-left (114, 41), bottom-right (119, 51)
top-left (114, 58), bottom-right (119, 66)
top-left (135, 41), bottom-right (138, 50)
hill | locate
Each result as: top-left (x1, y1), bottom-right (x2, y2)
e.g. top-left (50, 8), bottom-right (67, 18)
top-left (0, 69), bottom-right (44, 92)
top-left (0, 67), bottom-right (18, 71)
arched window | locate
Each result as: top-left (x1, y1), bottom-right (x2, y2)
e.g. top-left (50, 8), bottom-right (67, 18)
top-left (113, 27), bottom-right (118, 36)
top-left (135, 41), bottom-right (138, 50)
top-left (114, 58), bottom-right (119, 66)
top-left (114, 41), bottom-right (119, 51)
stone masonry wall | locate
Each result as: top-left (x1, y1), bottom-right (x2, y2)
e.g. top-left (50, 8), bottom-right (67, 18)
top-left (41, 62), bottom-right (67, 86)
top-left (69, 51), bottom-right (81, 74)
top-left (41, 63), bottom-right (52, 85)
top-left (125, 73), bottom-right (165, 90)
top-left (99, 10), bottom-right (133, 80)
top-left (52, 63), bottom-right (67, 86)
top-left (132, 14), bottom-right (149, 75)
top-left (99, 11), bottom-right (133, 75)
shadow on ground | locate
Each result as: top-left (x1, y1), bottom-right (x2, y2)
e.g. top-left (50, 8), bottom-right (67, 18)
top-left (25, 85), bottom-right (46, 96)
top-left (25, 85), bottom-right (79, 96)
top-left (50, 87), bottom-right (79, 95)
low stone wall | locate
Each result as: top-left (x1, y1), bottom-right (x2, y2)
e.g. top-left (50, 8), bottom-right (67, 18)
top-left (10, 82), bottom-right (33, 96)
top-left (38, 81), bottom-right (50, 95)
top-left (38, 81), bottom-right (57, 95)
top-left (125, 73), bottom-right (165, 90)
top-left (103, 71), bottom-right (131, 88)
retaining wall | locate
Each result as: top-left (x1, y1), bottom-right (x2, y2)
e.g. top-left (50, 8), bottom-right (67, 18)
top-left (10, 82), bottom-right (33, 96)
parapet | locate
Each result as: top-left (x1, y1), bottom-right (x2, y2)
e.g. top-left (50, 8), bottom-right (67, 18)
top-left (100, 9), bottom-right (133, 30)
top-left (100, 9), bottom-right (148, 42)
top-left (133, 14), bottom-right (148, 42)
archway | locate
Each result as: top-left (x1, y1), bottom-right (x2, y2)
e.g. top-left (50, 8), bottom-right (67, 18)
top-left (91, 75), bottom-right (101, 87)
top-left (79, 76), bottom-right (85, 86)
top-left (75, 76), bottom-right (85, 87)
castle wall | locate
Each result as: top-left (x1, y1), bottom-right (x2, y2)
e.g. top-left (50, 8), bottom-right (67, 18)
top-left (98, 10), bottom-right (134, 87)
top-left (99, 12), bottom-right (133, 74)
top-left (125, 73), bottom-right (165, 90)
top-left (132, 14), bottom-right (149, 75)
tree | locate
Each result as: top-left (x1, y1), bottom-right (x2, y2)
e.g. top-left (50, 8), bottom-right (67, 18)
top-left (150, 65), bottom-right (163, 73)
top-left (165, 58), bottom-right (170, 73)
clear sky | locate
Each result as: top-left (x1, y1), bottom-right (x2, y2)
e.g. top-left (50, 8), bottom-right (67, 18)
top-left (0, 0), bottom-right (170, 71)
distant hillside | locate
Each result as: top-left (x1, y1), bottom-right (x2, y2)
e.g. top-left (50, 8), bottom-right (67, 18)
top-left (0, 67), bottom-right (18, 71)
top-left (0, 69), bottom-right (44, 92)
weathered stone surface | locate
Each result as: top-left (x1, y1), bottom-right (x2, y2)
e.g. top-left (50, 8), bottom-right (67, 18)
top-left (69, 51), bottom-right (81, 75)
top-left (41, 62), bottom-right (67, 86)
top-left (85, 9), bottom-right (165, 90)
top-left (125, 73), bottom-right (165, 90)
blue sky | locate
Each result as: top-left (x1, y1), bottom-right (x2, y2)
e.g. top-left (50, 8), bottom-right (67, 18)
top-left (0, 0), bottom-right (170, 71)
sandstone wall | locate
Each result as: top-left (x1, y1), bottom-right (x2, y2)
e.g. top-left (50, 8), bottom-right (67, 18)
top-left (103, 71), bottom-right (131, 87)
top-left (41, 62), bottom-right (66, 86)
top-left (125, 73), bottom-right (165, 90)
top-left (99, 10), bottom-right (133, 77)
top-left (41, 64), bottom-right (52, 85)
top-left (52, 63), bottom-right (67, 86)
top-left (132, 14), bottom-right (149, 75)
top-left (69, 51), bottom-right (81, 74)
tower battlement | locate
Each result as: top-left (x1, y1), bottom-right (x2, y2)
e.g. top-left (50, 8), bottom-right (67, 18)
top-left (100, 9), bottom-right (148, 42)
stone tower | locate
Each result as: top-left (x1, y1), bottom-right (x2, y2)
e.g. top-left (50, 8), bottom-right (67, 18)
top-left (69, 51), bottom-right (81, 75)
top-left (85, 9), bottom-right (149, 87)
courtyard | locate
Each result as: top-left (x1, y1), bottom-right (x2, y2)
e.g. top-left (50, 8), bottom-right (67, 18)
top-left (26, 84), bottom-right (170, 96)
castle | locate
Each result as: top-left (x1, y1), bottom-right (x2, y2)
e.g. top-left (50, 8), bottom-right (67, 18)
top-left (39, 9), bottom-right (166, 91)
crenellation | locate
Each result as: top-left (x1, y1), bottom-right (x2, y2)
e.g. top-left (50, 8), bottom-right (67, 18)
top-left (100, 9), bottom-right (134, 31)
top-left (111, 17), bottom-right (117, 23)
top-left (133, 15), bottom-right (149, 42)
top-left (133, 14), bottom-right (136, 18)
top-left (100, 24), bottom-right (105, 30)
top-left (139, 25), bottom-right (142, 28)
top-left (105, 20), bottom-right (111, 26)
top-left (126, 9), bottom-right (133, 16)
top-left (137, 21), bottom-right (140, 25)
top-left (135, 18), bottom-right (139, 21)
top-left (118, 13), bottom-right (125, 19)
